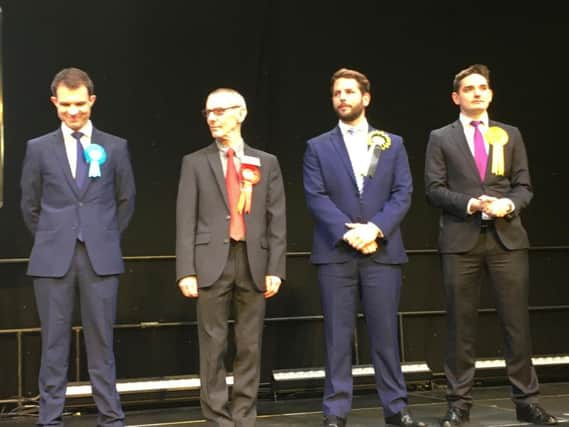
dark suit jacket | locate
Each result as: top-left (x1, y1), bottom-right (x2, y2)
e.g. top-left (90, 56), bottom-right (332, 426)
top-left (424, 119), bottom-right (532, 253)
top-left (176, 142), bottom-right (286, 290)
top-left (20, 128), bottom-right (136, 277)
top-left (303, 126), bottom-right (412, 265)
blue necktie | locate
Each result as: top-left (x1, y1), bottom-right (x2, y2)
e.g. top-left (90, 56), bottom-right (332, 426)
top-left (72, 131), bottom-right (87, 189)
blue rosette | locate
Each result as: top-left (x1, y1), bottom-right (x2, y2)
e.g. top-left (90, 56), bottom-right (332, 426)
top-left (84, 144), bottom-right (107, 178)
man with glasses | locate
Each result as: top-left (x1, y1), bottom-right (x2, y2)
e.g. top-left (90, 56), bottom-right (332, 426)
top-left (176, 88), bottom-right (287, 426)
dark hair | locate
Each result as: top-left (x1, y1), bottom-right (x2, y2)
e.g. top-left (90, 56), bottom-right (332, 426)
top-left (453, 64), bottom-right (490, 92)
top-left (50, 67), bottom-right (95, 96)
top-left (330, 68), bottom-right (370, 95)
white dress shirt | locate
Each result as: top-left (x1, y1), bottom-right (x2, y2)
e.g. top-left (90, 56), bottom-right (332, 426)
top-left (339, 119), bottom-right (370, 193)
top-left (62, 121), bottom-right (93, 179)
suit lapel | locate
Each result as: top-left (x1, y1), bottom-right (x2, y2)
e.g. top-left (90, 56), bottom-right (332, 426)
top-left (77, 128), bottom-right (106, 198)
top-left (206, 143), bottom-right (229, 210)
top-left (330, 127), bottom-right (359, 191)
top-left (52, 129), bottom-right (81, 198)
top-left (450, 120), bottom-right (482, 179)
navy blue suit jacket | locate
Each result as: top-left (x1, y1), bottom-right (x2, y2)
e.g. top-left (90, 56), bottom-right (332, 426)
top-left (303, 126), bottom-right (412, 265)
top-left (21, 127), bottom-right (136, 277)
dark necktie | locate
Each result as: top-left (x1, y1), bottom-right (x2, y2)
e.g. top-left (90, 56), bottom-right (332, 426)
top-left (471, 121), bottom-right (487, 181)
top-left (226, 148), bottom-right (245, 240)
top-left (72, 131), bottom-right (86, 241)
top-left (72, 131), bottom-right (87, 189)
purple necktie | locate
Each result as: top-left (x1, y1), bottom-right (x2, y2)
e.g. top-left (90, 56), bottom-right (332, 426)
top-left (471, 121), bottom-right (487, 181)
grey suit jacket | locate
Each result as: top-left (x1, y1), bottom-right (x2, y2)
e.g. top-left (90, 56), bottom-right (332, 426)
top-left (20, 128), bottom-right (136, 277)
top-left (424, 119), bottom-right (532, 253)
top-left (176, 142), bottom-right (286, 290)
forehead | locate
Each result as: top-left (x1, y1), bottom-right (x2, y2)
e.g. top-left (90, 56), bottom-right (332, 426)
top-left (206, 92), bottom-right (240, 107)
top-left (459, 73), bottom-right (489, 89)
top-left (333, 77), bottom-right (361, 93)
top-left (55, 85), bottom-right (90, 100)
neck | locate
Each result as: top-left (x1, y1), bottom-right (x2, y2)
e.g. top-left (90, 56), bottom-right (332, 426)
top-left (218, 136), bottom-right (243, 149)
top-left (463, 109), bottom-right (486, 121)
top-left (341, 114), bottom-right (366, 128)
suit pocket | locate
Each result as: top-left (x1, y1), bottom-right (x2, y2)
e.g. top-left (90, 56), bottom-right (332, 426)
top-left (195, 232), bottom-right (211, 245)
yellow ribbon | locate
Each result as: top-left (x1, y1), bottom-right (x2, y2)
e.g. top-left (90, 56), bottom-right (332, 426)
top-left (484, 126), bottom-right (509, 176)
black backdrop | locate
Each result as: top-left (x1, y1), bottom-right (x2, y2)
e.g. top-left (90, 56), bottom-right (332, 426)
top-left (0, 2), bottom-right (568, 401)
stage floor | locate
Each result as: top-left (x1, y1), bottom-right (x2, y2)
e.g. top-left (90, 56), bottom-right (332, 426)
top-left (2, 381), bottom-right (568, 426)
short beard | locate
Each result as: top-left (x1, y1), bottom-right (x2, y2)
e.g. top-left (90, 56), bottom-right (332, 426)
top-left (335, 103), bottom-right (364, 123)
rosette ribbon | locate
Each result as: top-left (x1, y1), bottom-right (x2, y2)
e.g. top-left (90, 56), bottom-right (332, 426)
top-left (484, 126), bottom-right (509, 176)
top-left (366, 130), bottom-right (391, 177)
top-left (237, 156), bottom-right (261, 214)
top-left (84, 144), bottom-right (107, 178)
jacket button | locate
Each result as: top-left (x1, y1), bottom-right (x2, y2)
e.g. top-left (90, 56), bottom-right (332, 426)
top-left (224, 238), bottom-right (229, 244)
top-left (226, 215), bottom-right (230, 220)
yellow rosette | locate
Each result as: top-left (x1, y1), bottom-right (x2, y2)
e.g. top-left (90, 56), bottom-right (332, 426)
top-left (484, 126), bottom-right (509, 176)
top-left (237, 164), bottom-right (261, 214)
top-left (367, 130), bottom-right (391, 151)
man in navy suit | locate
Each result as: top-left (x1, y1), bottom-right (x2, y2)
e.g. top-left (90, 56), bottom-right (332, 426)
top-left (425, 64), bottom-right (557, 426)
top-left (303, 68), bottom-right (424, 427)
top-left (20, 67), bottom-right (135, 426)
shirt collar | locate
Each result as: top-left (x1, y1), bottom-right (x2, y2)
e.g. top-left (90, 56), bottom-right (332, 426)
top-left (61, 120), bottom-right (93, 139)
top-left (338, 118), bottom-right (369, 136)
top-left (459, 113), bottom-right (489, 129)
top-left (216, 139), bottom-right (245, 157)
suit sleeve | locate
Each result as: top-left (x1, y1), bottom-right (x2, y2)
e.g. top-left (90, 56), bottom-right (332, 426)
top-left (369, 140), bottom-right (413, 238)
top-left (424, 130), bottom-right (472, 218)
top-left (504, 127), bottom-right (532, 215)
top-left (302, 141), bottom-right (352, 245)
top-left (20, 141), bottom-right (42, 235)
top-left (114, 140), bottom-right (136, 233)
top-left (265, 156), bottom-right (287, 279)
top-left (176, 156), bottom-right (198, 281)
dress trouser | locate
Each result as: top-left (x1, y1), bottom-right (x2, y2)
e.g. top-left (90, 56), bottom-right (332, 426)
top-left (197, 241), bottom-right (266, 427)
top-left (318, 258), bottom-right (408, 419)
top-left (442, 227), bottom-right (540, 409)
top-left (34, 241), bottom-right (124, 427)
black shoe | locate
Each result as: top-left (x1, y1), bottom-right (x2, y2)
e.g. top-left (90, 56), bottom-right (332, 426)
top-left (516, 404), bottom-right (558, 425)
top-left (440, 407), bottom-right (470, 426)
top-left (323, 415), bottom-right (346, 427)
top-left (385, 407), bottom-right (427, 427)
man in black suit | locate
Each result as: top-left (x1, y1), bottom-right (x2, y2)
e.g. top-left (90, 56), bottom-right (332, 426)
top-left (176, 88), bottom-right (286, 427)
top-left (424, 64), bottom-right (557, 426)
top-left (20, 67), bottom-right (135, 426)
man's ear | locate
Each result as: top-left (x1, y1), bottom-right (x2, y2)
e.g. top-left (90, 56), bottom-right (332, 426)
top-left (238, 108), bottom-right (248, 123)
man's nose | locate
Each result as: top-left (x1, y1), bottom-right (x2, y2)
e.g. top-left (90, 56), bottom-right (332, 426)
top-left (68, 105), bottom-right (79, 115)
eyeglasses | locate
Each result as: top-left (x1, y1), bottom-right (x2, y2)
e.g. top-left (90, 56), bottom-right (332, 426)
top-left (201, 105), bottom-right (241, 117)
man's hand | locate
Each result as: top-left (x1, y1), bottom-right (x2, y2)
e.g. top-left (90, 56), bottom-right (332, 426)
top-left (360, 240), bottom-right (379, 254)
top-left (483, 198), bottom-right (514, 218)
top-left (469, 195), bottom-right (497, 214)
top-left (178, 276), bottom-right (199, 298)
top-left (264, 275), bottom-right (282, 299)
top-left (343, 222), bottom-right (381, 252)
